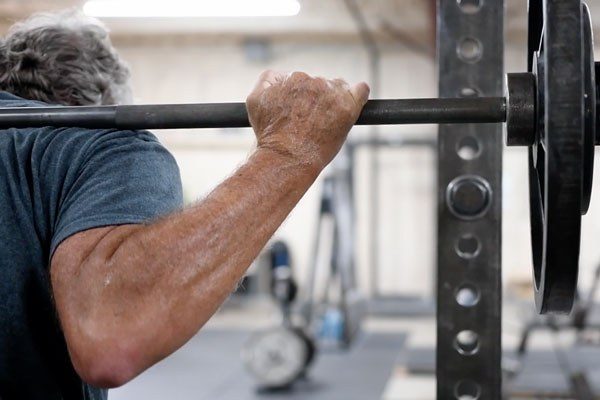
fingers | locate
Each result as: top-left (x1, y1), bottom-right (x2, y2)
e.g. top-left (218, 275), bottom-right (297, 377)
top-left (250, 70), bottom-right (287, 97)
top-left (249, 70), bottom-right (370, 112)
top-left (330, 78), bottom-right (348, 89)
top-left (349, 82), bottom-right (370, 107)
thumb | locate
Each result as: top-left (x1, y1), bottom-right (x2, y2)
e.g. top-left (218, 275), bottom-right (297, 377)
top-left (350, 82), bottom-right (370, 107)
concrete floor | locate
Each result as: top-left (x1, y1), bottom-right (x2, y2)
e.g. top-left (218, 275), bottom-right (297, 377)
top-left (110, 328), bottom-right (404, 400)
top-left (109, 303), bottom-right (413, 400)
top-left (108, 302), bottom-right (600, 400)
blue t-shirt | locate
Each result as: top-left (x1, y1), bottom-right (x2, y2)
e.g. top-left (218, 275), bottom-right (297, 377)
top-left (0, 92), bottom-right (183, 399)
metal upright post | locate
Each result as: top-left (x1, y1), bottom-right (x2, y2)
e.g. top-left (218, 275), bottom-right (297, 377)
top-left (436, 1), bottom-right (504, 399)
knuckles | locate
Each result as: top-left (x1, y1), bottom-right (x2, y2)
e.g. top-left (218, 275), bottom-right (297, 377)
top-left (248, 70), bottom-right (360, 129)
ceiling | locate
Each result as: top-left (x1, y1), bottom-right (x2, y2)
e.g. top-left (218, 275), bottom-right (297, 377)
top-left (0, 1), bottom-right (501, 36)
top-left (0, 0), bottom-right (594, 44)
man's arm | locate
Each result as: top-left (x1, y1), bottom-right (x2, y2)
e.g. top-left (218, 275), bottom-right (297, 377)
top-left (50, 71), bottom-right (370, 388)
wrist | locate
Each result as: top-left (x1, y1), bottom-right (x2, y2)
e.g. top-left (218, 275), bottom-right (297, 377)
top-left (253, 146), bottom-right (323, 180)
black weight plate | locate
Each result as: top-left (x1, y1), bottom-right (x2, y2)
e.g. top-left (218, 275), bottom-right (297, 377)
top-left (529, 0), bottom-right (584, 313)
top-left (582, 3), bottom-right (595, 214)
top-left (527, 0), bottom-right (543, 71)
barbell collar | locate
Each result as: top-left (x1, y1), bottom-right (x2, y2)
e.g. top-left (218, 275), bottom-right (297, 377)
top-left (505, 73), bottom-right (537, 146)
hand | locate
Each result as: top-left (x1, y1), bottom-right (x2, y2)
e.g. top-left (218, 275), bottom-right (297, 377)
top-left (246, 70), bottom-right (370, 172)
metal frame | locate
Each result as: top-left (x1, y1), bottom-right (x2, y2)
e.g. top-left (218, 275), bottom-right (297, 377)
top-left (437, 1), bottom-right (504, 399)
top-left (302, 146), bottom-right (366, 348)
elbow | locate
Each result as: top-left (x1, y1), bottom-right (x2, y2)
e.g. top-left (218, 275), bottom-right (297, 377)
top-left (67, 329), bottom-right (144, 389)
top-left (75, 355), bottom-right (138, 389)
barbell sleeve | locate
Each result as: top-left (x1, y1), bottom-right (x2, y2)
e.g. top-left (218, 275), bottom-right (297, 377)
top-left (0, 97), bottom-right (507, 130)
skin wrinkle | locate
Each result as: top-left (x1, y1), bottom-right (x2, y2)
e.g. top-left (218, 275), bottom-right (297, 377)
top-left (50, 70), bottom-right (370, 387)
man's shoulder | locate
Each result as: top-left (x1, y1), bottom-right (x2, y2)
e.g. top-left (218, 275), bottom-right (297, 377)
top-left (0, 91), bottom-right (48, 107)
top-left (0, 91), bottom-right (171, 169)
top-left (0, 91), bottom-right (163, 154)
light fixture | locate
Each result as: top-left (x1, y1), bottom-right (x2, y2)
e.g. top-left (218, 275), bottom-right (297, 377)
top-left (83, 0), bottom-right (301, 18)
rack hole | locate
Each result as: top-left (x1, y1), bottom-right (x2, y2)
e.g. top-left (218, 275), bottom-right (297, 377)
top-left (456, 284), bottom-right (480, 308)
top-left (457, 0), bottom-right (482, 14)
top-left (457, 37), bottom-right (483, 63)
top-left (454, 330), bottom-right (480, 355)
top-left (454, 380), bottom-right (481, 400)
top-left (456, 234), bottom-right (481, 259)
top-left (456, 136), bottom-right (481, 160)
top-left (459, 87), bottom-right (480, 97)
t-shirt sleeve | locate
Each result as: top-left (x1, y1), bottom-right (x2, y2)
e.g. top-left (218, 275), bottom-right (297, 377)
top-left (49, 130), bottom-right (183, 257)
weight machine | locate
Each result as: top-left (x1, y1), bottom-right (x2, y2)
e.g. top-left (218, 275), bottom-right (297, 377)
top-left (1, 0), bottom-right (596, 397)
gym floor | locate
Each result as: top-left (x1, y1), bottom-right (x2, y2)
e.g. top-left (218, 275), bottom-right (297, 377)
top-left (109, 302), bottom-right (600, 400)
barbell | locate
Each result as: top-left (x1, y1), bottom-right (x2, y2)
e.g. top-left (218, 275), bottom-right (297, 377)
top-left (0, 97), bottom-right (506, 129)
top-left (0, 0), bottom-right (593, 313)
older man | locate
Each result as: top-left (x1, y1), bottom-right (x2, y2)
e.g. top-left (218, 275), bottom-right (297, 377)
top-left (0, 10), bottom-right (369, 400)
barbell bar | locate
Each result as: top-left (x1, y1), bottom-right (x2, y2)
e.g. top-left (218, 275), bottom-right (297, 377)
top-left (0, 97), bottom-right (508, 130)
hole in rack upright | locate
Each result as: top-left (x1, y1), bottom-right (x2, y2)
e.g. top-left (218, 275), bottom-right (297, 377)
top-left (459, 87), bottom-right (480, 97)
top-left (457, 0), bottom-right (483, 14)
top-left (454, 380), bottom-right (481, 400)
top-left (455, 284), bottom-right (480, 307)
top-left (457, 37), bottom-right (483, 63)
top-left (454, 330), bottom-right (480, 355)
top-left (455, 234), bottom-right (481, 258)
top-left (456, 136), bottom-right (482, 160)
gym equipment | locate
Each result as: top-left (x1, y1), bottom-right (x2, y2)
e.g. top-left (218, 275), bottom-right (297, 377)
top-left (0, 4), bottom-right (593, 313)
top-left (522, 0), bottom-right (595, 314)
top-left (436, 1), bottom-right (503, 398)
top-left (242, 241), bottom-right (315, 389)
top-left (241, 326), bottom-right (314, 389)
top-left (510, 261), bottom-right (600, 400)
top-left (0, 98), bottom-right (505, 129)
top-left (302, 152), bottom-right (366, 349)
top-left (244, 153), bottom-right (366, 388)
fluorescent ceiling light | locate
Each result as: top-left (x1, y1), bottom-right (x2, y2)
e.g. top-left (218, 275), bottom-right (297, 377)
top-left (83, 0), bottom-right (301, 18)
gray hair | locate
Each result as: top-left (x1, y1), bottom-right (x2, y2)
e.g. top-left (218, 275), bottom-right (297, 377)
top-left (0, 10), bottom-right (132, 106)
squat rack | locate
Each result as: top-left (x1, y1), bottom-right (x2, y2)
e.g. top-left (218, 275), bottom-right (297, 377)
top-left (436, 1), bottom-right (503, 398)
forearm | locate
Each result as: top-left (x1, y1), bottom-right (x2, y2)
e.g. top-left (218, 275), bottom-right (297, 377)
top-left (66, 148), bottom-right (319, 383)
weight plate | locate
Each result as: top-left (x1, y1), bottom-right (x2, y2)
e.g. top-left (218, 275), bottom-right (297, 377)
top-left (293, 327), bottom-right (316, 369)
top-left (582, 3), bottom-right (596, 214)
top-left (528, 0), bottom-right (585, 313)
top-left (241, 327), bottom-right (312, 388)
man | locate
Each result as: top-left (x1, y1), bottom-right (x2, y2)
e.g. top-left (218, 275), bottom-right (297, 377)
top-left (0, 10), bottom-right (369, 400)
